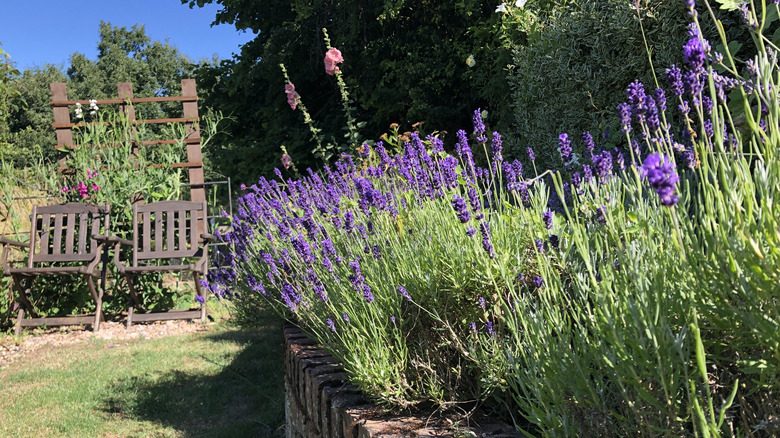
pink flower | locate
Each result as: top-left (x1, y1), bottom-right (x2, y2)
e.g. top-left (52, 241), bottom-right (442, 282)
top-left (91, 183), bottom-right (100, 192)
top-left (281, 153), bottom-right (293, 170)
top-left (284, 82), bottom-right (300, 110)
top-left (61, 187), bottom-right (70, 194)
top-left (76, 181), bottom-right (89, 198)
top-left (324, 48), bottom-right (343, 76)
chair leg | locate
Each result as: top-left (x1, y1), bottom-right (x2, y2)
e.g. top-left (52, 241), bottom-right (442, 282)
top-left (87, 276), bottom-right (103, 332)
top-left (15, 306), bottom-right (24, 336)
top-left (193, 272), bottom-right (206, 323)
top-left (125, 274), bottom-right (141, 329)
top-left (12, 276), bottom-right (36, 318)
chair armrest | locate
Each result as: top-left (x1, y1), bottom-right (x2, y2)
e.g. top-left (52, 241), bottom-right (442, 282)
top-left (0, 236), bottom-right (28, 247)
top-left (200, 233), bottom-right (217, 243)
top-left (92, 234), bottom-right (133, 246)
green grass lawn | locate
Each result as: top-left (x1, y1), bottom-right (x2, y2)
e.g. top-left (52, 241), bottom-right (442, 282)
top-left (0, 309), bottom-right (285, 437)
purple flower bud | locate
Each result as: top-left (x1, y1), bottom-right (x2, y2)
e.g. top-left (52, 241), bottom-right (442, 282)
top-left (640, 153), bottom-right (680, 207)
top-left (543, 210), bottom-right (554, 229)
top-left (558, 133), bottom-right (573, 166)
top-left (451, 195), bottom-right (471, 223)
top-left (683, 37), bottom-right (706, 70)
top-left (398, 285), bottom-right (412, 301)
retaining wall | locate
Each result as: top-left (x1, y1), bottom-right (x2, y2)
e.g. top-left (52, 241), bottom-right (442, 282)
top-left (283, 323), bottom-right (524, 438)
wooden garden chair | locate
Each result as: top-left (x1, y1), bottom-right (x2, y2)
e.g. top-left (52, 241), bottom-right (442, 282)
top-left (0, 203), bottom-right (110, 335)
top-left (99, 200), bottom-right (214, 328)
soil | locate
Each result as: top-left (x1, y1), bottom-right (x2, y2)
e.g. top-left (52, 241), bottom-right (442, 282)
top-left (0, 319), bottom-right (213, 369)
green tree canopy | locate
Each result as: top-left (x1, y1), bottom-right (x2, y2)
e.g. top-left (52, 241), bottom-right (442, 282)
top-left (186, 0), bottom-right (523, 185)
top-left (3, 22), bottom-right (195, 167)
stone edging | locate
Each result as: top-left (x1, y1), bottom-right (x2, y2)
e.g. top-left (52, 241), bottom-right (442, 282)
top-left (283, 322), bottom-right (524, 438)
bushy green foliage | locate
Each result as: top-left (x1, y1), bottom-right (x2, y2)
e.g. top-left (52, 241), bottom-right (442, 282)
top-left (3, 22), bottom-right (194, 169)
top-left (187, 0), bottom-right (534, 184)
top-left (210, 1), bottom-right (780, 434)
top-left (506, 0), bottom-right (694, 171)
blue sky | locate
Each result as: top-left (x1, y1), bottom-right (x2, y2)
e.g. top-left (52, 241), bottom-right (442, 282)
top-left (1, 1), bottom-right (255, 71)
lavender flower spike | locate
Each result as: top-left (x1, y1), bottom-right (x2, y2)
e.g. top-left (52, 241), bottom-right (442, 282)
top-left (640, 153), bottom-right (680, 207)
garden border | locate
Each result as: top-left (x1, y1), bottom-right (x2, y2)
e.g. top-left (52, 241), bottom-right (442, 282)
top-left (283, 322), bottom-right (523, 438)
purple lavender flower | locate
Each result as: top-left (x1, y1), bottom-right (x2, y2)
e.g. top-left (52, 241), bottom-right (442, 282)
top-left (466, 226), bottom-right (477, 237)
top-left (654, 88), bottom-right (667, 112)
top-left (479, 221), bottom-right (496, 259)
top-left (467, 187), bottom-right (482, 214)
top-left (344, 210), bottom-right (355, 233)
top-left (582, 165), bottom-right (593, 183)
top-left (398, 285), bottom-right (412, 301)
top-left (195, 294), bottom-right (205, 304)
top-left (596, 205), bottom-right (607, 225)
top-left (582, 132), bottom-right (595, 160)
top-left (535, 238), bottom-right (545, 252)
top-left (326, 318), bottom-right (336, 332)
top-left (533, 275), bottom-right (544, 289)
top-left (571, 172), bottom-right (582, 189)
top-left (470, 322), bottom-right (478, 335)
top-left (491, 131), bottom-right (503, 167)
top-left (683, 70), bottom-right (704, 98)
top-left (558, 133), bottom-right (573, 166)
top-left (549, 234), bottom-right (560, 250)
top-left (680, 148), bottom-right (697, 169)
top-left (592, 150), bottom-right (613, 184)
top-left (478, 296), bottom-right (486, 310)
top-left (527, 147), bottom-right (536, 162)
top-left (473, 109), bottom-right (487, 143)
top-left (485, 321), bottom-right (495, 337)
top-left (738, 2), bottom-right (757, 29)
top-left (665, 65), bottom-right (684, 97)
top-left (361, 284), bottom-right (374, 303)
top-left (618, 103), bottom-right (632, 132)
top-left (451, 195), bottom-right (471, 223)
top-left (640, 153), bottom-right (680, 207)
top-left (342, 312), bottom-right (350, 323)
top-left (292, 234), bottom-right (315, 264)
top-left (543, 210), bottom-right (554, 229)
top-left (683, 37), bottom-right (706, 70)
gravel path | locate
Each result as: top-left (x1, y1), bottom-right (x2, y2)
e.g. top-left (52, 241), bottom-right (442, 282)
top-left (0, 319), bottom-right (213, 369)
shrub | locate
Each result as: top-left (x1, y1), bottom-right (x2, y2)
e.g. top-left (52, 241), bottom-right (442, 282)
top-left (506, 0), bottom-right (694, 171)
top-left (208, 0), bottom-right (780, 434)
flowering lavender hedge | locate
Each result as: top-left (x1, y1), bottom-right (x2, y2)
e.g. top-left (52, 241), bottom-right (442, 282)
top-left (208, 1), bottom-right (780, 435)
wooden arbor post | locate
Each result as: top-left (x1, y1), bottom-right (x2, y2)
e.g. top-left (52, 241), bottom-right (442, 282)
top-left (50, 83), bottom-right (73, 170)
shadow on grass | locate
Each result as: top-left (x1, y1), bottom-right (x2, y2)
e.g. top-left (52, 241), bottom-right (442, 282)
top-left (100, 324), bottom-right (286, 438)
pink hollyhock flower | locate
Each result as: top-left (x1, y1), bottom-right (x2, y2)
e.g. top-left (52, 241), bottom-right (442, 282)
top-left (281, 153), bottom-right (293, 170)
top-left (284, 82), bottom-right (300, 110)
top-left (324, 48), bottom-right (343, 75)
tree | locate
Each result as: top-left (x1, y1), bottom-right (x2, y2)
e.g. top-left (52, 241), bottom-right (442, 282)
top-left (186, 0), bottom-right (523, 185)
top-left (4, 22), bottom-right (195, 167)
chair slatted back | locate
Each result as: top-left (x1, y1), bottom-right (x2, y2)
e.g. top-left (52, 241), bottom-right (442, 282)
top-left (29, 203), bottom-right (110, 266)
top-left (132, 200), bottom-right (207, 264)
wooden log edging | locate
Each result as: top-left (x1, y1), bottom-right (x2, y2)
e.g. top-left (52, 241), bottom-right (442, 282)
top-left (283, 323), bottom-right (524, 438)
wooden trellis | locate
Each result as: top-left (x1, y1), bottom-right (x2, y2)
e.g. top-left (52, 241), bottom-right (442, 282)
top-left (48, 79), bottom-right (206, 206)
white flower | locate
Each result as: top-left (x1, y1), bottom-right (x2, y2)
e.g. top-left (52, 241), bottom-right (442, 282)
top-left (88, 99), bottom-right (98, 112)
top-left (515, 0), bottom-right (527, 7)
top-left (466, 54), bottom-right (476, 68)
top-left (74, 102), bottom-right (83, 119)
top-left (495, 3), bottom-right (508, 13)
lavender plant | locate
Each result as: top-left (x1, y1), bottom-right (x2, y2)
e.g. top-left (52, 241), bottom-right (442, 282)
top-left (210, 0), bottom-right (779, 435)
